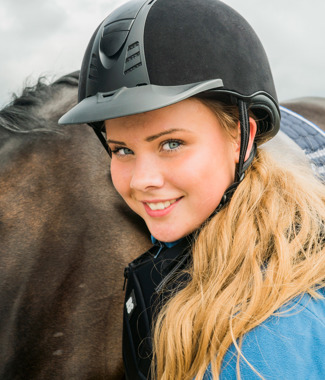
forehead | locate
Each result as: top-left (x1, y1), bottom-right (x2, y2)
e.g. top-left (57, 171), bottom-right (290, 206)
top-left (105, 98), bottom-right (218, 137)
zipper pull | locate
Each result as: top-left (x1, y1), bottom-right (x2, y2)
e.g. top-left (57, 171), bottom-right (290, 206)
top-left (123, 267), bottom-right (130, 291)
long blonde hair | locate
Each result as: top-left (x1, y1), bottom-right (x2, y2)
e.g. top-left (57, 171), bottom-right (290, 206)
top-left (152, 99), bottom-right (325, 379)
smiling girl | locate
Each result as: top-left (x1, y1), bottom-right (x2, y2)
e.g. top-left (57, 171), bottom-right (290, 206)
top-left (60, 0), bottom-right (325, 379)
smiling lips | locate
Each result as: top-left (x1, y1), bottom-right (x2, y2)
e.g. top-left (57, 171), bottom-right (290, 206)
top-left (146, 199), bottom-right (177, 211)
top-left (143, 198), bottom-right (181, 217)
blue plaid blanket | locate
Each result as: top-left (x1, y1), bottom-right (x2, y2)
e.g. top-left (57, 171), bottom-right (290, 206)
top-left (280, 106), bottom-right (325, 180)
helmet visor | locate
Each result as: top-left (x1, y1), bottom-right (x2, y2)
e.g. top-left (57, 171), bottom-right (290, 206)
top-left (59, 78), bottom-right (223, 126)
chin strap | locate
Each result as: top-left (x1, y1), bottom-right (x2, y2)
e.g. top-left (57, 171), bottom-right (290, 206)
top-left (212, 99), bottom-right (257, 215)
top-left (236, 100), bottom-right (250, 181)
top-left (92, 127), bottom-right (112, 156)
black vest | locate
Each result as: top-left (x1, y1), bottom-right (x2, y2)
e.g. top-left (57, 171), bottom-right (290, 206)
top-left (122, 237), bottom-right (192, 379)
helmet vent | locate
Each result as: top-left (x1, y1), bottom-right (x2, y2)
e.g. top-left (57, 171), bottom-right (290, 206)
top-left (88, 53), bottom-right (99, 80)
top-left (124, 42), bottom-right (142, 74)
top-left (128, 42), bottom-right (139, 50)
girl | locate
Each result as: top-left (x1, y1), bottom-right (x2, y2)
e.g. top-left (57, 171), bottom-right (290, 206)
top-left (60, 0), bottom-right (325, 379)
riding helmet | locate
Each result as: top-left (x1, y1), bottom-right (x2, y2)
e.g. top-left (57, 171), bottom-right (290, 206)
top-left (59, 0), bottom-right (280, 184)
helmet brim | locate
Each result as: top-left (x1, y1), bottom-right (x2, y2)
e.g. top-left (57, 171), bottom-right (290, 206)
top-left (59, 78), bottom-right (223, 126)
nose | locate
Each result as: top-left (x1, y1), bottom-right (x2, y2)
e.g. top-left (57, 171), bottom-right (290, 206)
top-left (130, 155), bottom-right (164, 191)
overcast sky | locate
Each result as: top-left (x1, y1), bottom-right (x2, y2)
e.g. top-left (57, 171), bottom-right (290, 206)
top-left (1, 0), bottom-right (324, 108)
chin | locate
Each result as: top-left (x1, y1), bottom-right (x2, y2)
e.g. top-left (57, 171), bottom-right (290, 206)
top-left (150, 227), bottom-right (190, 243)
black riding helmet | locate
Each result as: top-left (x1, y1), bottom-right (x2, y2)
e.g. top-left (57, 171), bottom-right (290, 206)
top-left (59, 0), bottom-right (280, 194)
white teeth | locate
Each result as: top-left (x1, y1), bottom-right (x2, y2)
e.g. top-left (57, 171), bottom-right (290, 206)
top-left (147, 199), bottom-right (177, 211)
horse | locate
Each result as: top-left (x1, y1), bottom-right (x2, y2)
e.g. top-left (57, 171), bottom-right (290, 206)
top-left (0, 71), bottom-right (324, 380)
top-left (0, 72), bottom-right (151, 380)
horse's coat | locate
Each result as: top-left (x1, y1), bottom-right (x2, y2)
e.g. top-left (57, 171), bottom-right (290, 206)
top-left (0, 72), bottom-right (151, 380)
top-left (0, 72), bottom-right (324, 379)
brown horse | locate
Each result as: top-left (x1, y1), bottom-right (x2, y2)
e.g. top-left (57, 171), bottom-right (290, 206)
top-left (0, 72), bottom-right (151, 380)
top-left (0, 72), bottom-right (324, 379)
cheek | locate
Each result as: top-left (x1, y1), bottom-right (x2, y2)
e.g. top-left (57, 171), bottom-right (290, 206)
top-left (110, 161), bottom-right (130, 197)
top-left (180, 150), bottom-right (219, 181)
top-left (181, 146), bottom-right (235, 195)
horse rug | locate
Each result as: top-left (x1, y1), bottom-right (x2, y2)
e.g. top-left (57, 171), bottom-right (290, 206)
top-left (280, 106), bottom-right (325, 180)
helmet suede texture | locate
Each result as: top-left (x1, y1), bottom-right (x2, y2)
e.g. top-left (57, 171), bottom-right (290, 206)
top-left (59, 0), bottom-right (280, 143)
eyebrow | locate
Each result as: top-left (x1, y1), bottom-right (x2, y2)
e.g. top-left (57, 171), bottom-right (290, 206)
top-left (106, 139), bottom-right (127, 146)
top-left (107, 128), bottom-right (189, 145)
top-left (145, 128), bottom-right (188, 142)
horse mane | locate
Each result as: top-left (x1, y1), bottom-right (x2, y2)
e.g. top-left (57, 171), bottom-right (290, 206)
top-left (0, 71), bottom-right (80, 134)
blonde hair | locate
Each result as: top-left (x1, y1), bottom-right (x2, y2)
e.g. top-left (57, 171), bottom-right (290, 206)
top-left (152, 100), bottom-right (325, 379)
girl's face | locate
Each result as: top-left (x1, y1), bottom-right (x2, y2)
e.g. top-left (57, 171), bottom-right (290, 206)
top-left (105, 98), bottom-right (239, 242)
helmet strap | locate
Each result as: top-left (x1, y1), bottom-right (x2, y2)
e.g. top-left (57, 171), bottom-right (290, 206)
top-left (210, 100), bottom-right (257, 216)
top-left (92, 128), bottom-right (112, 157)
top-left (236, 100), bottom-right (250, 182)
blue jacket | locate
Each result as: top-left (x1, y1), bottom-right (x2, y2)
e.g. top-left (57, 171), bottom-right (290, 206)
top-left (202, 288), bottom-right (325, 380)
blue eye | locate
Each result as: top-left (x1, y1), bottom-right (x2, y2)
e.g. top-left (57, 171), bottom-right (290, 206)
top-left (162, 140), bottom-right (182, 151)
top-left (112, 147), bottom-right (133, 156)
